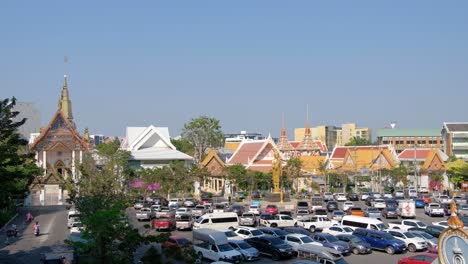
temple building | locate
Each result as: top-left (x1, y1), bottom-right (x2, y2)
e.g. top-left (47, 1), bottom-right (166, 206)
top-left (27, 75), bottom-right (90, 206)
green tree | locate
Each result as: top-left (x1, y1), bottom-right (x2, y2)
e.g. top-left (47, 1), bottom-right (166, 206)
top-left (284, 157), bottom-right (303, 194)
top-left (446, 159), bottom-right (468, 189)
top-left (181, 116), bottom-right (224, 164)
top-left (391, 164), bottom-right (409, 188)
top-left (171, 138), bottom-right (194, 157)
top-left (224, 164), bottom-right (248, 191)
top-left (0, 97), bottom-right (42, 224)
top-left (344, 137), bottom-right (372, 146)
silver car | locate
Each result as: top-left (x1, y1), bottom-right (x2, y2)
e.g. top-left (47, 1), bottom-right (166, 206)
top-left (240, 212), bottom-right (258, 227)
top-left (409, 231), bottom-right (438, 248)
top-left (228, 239), bottom-right (260, 261)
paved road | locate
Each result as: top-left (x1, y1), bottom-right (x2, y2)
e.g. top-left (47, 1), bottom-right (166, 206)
top-left (0, 206), bottom-right (71, 264)
top-left (128, 200), bottom-right (446, 264)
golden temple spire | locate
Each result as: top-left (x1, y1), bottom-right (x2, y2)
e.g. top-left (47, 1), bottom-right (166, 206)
top-left (298, 104), bottom-right (321, 152)
top-left (58, 74), bottom-right (74, 121)
top-left (277, 113), bottom-right (293, 151)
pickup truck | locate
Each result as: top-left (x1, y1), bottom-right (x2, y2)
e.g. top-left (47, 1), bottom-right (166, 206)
top-left (192, 205), bottom-right (208, 217)
top-left (311, 195), bottom-right (324, 210)
top-left (388, 220), bottom-right (427, 231)
top-left (136, 208), bottom-right (154, 221)
top-left (260, 214), bottom-right (297, 228)
top-left (424, 203), bottom-right (445, 217)
top-left (296, 215), bottom-right (333, 232)
top-left (152, 217), bottom-right (176, 231)
top-left (239, 212), bottom-right (258, 227)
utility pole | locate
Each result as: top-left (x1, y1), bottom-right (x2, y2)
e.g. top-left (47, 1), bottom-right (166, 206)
top-left (414, 145), bottom-right (417, 191)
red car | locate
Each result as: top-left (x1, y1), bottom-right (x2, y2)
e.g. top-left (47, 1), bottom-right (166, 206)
top-left (264, 204), bottom-right (279, 215)
top-left (421, 195), bottom-right (432, 204)
top-left (152, 217), bottom-right (176, 231)
top-left (398, 253), bottom-right (438, 264)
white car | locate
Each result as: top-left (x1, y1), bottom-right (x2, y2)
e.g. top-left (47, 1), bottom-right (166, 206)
top-left (395, 191), bottom-right (404, 198)
top-left (322, 225), bottom-right (354, 236)
top-left (331, 210), bottom-right (345, 221)
top-left (372, 199), bottom-right (386, 209)
top-left (296, 215), bottom-right (333, 232)
top-left (336, 193), bottom-right (347, 202)
top-left (383, 192), bottom-right (393, 199)
top-left (224, 230), bottom-right (242, 240)
top-left (282, 234), bottom-right (321, 252)
top-left (387, 229), bottom-right (429, 252)
top-left (360, 193), bottom-right (370, 201)
top-left (134, 201), bottom-right (144, 210)
top-left (343, 202), bottom-right (354, 212)
top-left (175, 207), bottom-right (192, 215)
top-left (69, 222), bottom-right (84, 234)
top-left (432, 221), bottom-right (468, 230)
top-left (232, 226), bottom-right (264, 239)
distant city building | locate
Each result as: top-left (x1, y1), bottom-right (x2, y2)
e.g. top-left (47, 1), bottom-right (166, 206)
top-left (376, 128), bottom-right (442, 154)
top-left (224, 131), bottom-right (266, 142)
top-left (295, 123), bottom-right (370, 150)
top-left (12, 102), bottom-right (41, 139)
top-left (90, 134), bottom-right (105, 146)
top-left (441, 122), bottom-right (468, 160)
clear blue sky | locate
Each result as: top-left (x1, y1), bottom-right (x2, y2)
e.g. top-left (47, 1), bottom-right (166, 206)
top-left (1, 1), bottom-right (467, 138)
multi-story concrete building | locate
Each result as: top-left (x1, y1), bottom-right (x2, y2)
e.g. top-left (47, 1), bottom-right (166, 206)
top-left (12, 102), bottom-right (41, 140)
top-left (295, 123), bottom-right (370, 150)
top-left (441, 122), bottom-right (468, 160)
top-left (376, 128), bottom-right (442, 154)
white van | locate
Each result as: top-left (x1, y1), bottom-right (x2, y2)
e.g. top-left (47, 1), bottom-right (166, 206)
top-left (193, 228), bottom-right (242, 263)
top-left (67, 210), bottom-right (81, 228)
top-left (193, 212), bottom-right (239, 231)
top-left (340, 215), bottom-right (387, 231)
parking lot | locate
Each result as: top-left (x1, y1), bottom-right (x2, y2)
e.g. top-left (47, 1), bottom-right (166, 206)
top-left (127, 198), bottom-right (450, 264)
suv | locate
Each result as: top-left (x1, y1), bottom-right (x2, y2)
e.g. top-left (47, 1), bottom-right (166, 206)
top-left (348, 193), bottom-right (359, 201)
top-left (326, 201), bottom-right (339, 212)
top-left (323, 192), bottom-right (334, 202)
top-left (352, 228), bottom-right (406, 255)
top-left (232, 226), bottom-right (264, 239)
top-left (245, 236), bottom-right (293, 260)
top-left (296, 201), bottom-right (310, 215)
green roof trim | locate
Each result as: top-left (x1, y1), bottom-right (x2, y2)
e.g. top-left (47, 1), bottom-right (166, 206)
top-left (376, 128), bottom-right (441, 137)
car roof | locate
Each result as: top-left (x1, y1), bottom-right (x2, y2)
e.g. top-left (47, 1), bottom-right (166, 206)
top-left (286, 233), bottom-right (308, 238)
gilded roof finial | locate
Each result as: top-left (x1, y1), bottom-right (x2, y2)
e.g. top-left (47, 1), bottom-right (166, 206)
top-left (58, 74), bottom-right (74, 121)
top-left (84, 127), bottom-right (90, 143)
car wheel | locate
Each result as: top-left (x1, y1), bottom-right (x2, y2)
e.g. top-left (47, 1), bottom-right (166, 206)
top-left (197, 252), bottom-right (203, 261)
top-left (309, 226), bottom-right (316, 232)
top-left (353, 248), bottom-right (360, 255)
top-left (271, 223), bottom-right (278, 228)
top-left (385, 246), bottom-right (395, 255)
top-left (272, 251), bottom-right (280, 261)
top-left (408, 244), bottom-right (416, 253)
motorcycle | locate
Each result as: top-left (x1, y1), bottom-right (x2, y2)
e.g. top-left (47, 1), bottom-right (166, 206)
top-left (6, 226), bottom-right (18, 237)
top-left (34, 225), bottom-right (40, 236)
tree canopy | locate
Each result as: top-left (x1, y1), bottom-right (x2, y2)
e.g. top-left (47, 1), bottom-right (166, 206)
top-left (446, 159), bottom-right (468, 189)
top-left (344, 137), bottom-right (372, 146)
top-left (0, 97), bottom-right (42, 213)
top-left (181, 116), bottom-right (224, 164)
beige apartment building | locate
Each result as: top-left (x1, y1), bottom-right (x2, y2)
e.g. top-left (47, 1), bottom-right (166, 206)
top-left (295, 123), bottom-right (371, 150)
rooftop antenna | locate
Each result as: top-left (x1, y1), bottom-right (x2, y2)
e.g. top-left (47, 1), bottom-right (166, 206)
top-left (64, 55), bottom-right (68, 78)
top-left (390, 121), bottom-right (396, 129)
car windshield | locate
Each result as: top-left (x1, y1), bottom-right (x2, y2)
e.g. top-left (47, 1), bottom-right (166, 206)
top-left (270, 237), bottom-right (284, 245)
top-left (403, 232), bottom-right (416, 238)
top-left (416, 222), bottom-right (427, 228)
top-left (218, 244), bottom-right (234, 252)
top-left (175, 238), bottom-right (190, 244)
top-left (251, 230), bottom-right (263, 236)
top-left (419, 232), bottom-right (433, 239)
top-left (300, 236), bottom-right (314, 243)
top-left (225, 231), bottom-right (237, 237)
top-left (367, 208), bottom-right (379, 212)
top-left (377, 223), bottom-right (388, 230)
top-left (326, 235), bottom-right (339, 242)
top-left (237, 242), bottom-right (251, 249)
top-left (383, 233), bottom-right (394, 240)
top-left (343, 227), bottom-right (353, 232)
top-left (350, 237), bottom-right (364, 243)
top-left (461, 205), bottom-right (468, 209)
top-left (334, 211), bottom-right (344, 215)
top-left (430, 204), bottom-right (440, 208)
top-left (243, 214), bottom-right (254, 218)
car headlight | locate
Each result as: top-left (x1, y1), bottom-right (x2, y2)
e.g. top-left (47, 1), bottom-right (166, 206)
top-left (279, 248), bottom-right (287, 252)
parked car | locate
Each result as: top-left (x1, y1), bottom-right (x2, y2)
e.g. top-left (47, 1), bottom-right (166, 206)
top-left (162, 236), bottom-right (192, 249)
top-left (282, 233), bottom-right (321, 253)
top-left (409, 230), bottom-right (438, 248)
top-left (414, 198), bottom-right (426, 209)
top-left (421, 195), bottom-right (432, 204)
top-left (282, 226), bottom-right (314, 237)
top-left (232, 226), bottom-right (264, 240)
top-left (296, 215), bottom-right (333, 233)
top-left (348, 193), bottom-right (359, 201)
top-left (258, 227), bottom-right (289, 237)
top-left (230, 205), bottom-right (245, 216)
top-left (424, 203), bottom-right (445, 217)
top-left (382, 207), bottom-right (398, 219)
top-left (409, 225), bottom-right (445, 238)
top-left (326, 201), bottom-right (339, 212)
top-left (336, 193), bottom-right (347, 202)
top-left (228, 239), bottom-right (260, 261)
top-left (331, 210), bottom-right (345, 221)
top-left (175, 214), bottom-right (194, 231)
top-left (459, 204), bottom-right (468, 217)
top-left (364, 207), bottom-right (381, 219)
top-left (323, 192), bottom-right (334, 202)
top-left (343, 202), bottom-right (354, 212)
top-left (336, 234), bottom-right (372, 255)
top-left (265, 205), bottom-right (279, 215)
top-left (352, 228), bottom-right (406, 255)
top-left (311, 233), bottom-right (350, 255)
top-left (347, 207), bottom-right (365, 217)
top-left (183, 198), bottom-right (197, 207)
top-left (152, 217), bottom-right (176, 231)
top-left (397, 253), bottom-right (438, 264)
top-left (134, 201), bottom-right (145, 210)
top-left (322, 225), bottom-right (354, 236)
top-left (360, 192), bottom-right (371, 201)
top-left (245, 236), bottom-right (294, 260)
top-left (314, 208), bottom-right (328, 217)
top-left (224, 230), bottom-right (242, 240)
top-left (386, 229), bottom-right (429, 252)
top-left (240, 212), bottom-right (258, 227)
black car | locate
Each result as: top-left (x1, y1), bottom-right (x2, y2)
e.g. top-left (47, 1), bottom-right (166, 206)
top-left (409, 225), bottom-right (445, 238)
top-left (381, 207), bottom-right (398, 219)
top-left (336, 234), bottom-right (372, 255)
top-left (245, 236), bottom-right (293, 260)
top-left (258, 227), bottom-right (289, 237)
top-left (365, 197), bottom-right (374, 207)
top-left (326, 201), bottom-right (339, 212)
top-left (281, 226), bottom-right (313, 237)
top-left (348, 193), bottom-right (359, 201)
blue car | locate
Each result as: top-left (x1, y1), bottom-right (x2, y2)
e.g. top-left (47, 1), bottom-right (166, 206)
top-left (414, 198), bottom-right (425, 208)
top-left (352, 228), bottom-right (406, 255)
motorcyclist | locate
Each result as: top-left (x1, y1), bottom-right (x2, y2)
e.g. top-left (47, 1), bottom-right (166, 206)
top-left (26, 212), bottom-right (33, 223)
top-left (33, 221), bottom-right (40, 235)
